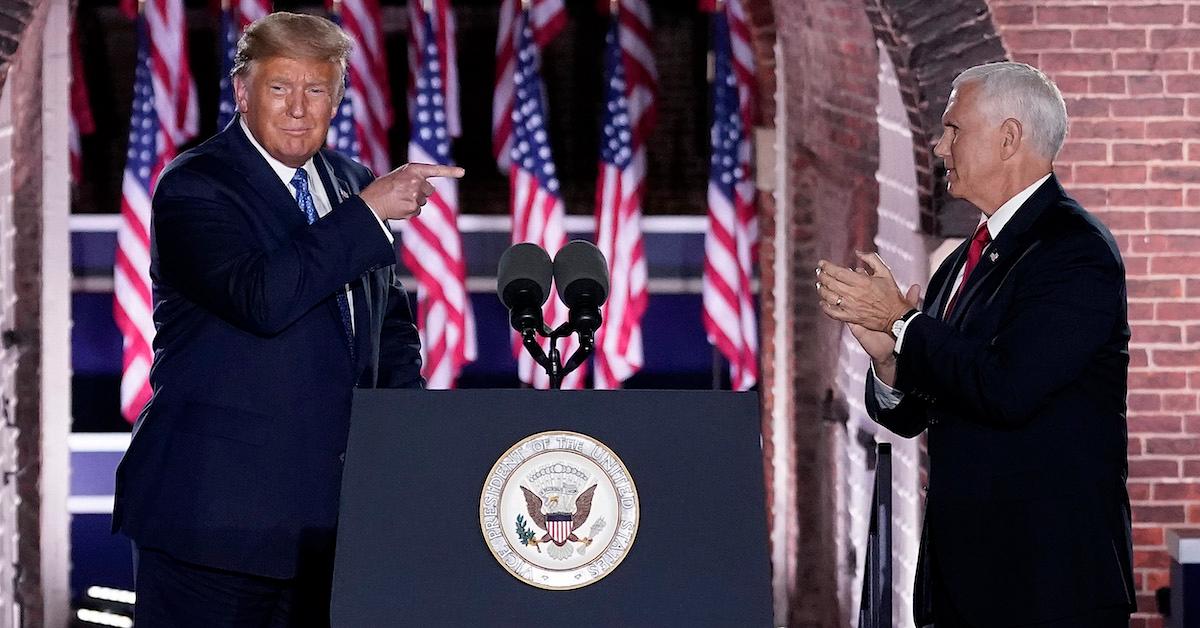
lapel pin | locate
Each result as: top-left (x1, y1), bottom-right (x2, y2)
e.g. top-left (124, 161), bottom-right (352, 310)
top-left (989, 251), bottom-right (999, 262)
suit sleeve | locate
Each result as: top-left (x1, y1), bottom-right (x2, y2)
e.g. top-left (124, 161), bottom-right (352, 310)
top-left (153, 167), bottom-right (397, 336)
top-left (376, 270), bottom-right (426, 389)
top-left (865, 368), bottom-right (930, 438)
top-left (893, 231), bottom-right (1124, 430)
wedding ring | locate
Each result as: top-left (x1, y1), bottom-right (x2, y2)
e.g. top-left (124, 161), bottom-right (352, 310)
top-left (836, 296), bottom-right (843, 306)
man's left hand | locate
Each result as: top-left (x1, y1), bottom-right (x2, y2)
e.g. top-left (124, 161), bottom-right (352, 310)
top-left (816, 251), bottom-right (912, 332)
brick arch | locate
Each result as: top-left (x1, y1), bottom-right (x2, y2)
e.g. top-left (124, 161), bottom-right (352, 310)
top-left (0, 0), bottom-right (41, 98)
top-left (864, 0), bottom-right (1007, 237)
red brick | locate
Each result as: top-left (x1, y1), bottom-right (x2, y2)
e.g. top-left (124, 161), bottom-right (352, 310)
top-left (1057, 141), bottom-right (1107, 162)
top-left (1132, 349), bottom-right (1150, 368)
top-left (1074, 28), bottom-right (1149, 49)
top-left (1129, 458), bottom-right (1180, 478)
top-left (1112, 97), bottom-right (1185, 117)
top-left (1037, 5), bottom-right (1108, 25)
top-left (1153, 482), bottom-right (1200, 500)
top-left (1070, 187), bottom-right (1107, 207)
top-left (1166, 74), bottom-right (1200, 94)
top-left (992, 5), bottom-right (1033, 25)
top-left (1146, 568), bottom-right (1172, 591)
top-left (1129, 74), bottom-right (1165, 95)
top-left (1150, 28), bottom-right (1200, 49)
top-left (1190, 98), bottom-right (1200, 117)
top-left (1065, 96), bottom-right (1110, 118)
top-left (1116, 52), bottom-right (1190, 71)
top-left (1129, 437), bottom-right (1145, 456)
top-left (1151, 166), bottom-right (1200, 184)
top-left (1185, 460), bottom-right (1200, 476)
top-left (1128, 393), bottom-right (1164, 412)
top-left (1157, 301), bottom-right (1200, 320)
top-left (1133, 525), bottom-right (1164, 546)
top-left (1190, 143), bottom-right (1200, 161)
top-left (1131, 324), bottom-right (1182, 343)
top-left (1124, 255), bottom-right (1149, 275)
top-left (1011, 52), bottom-right (1040, 67)
top-left (1189, 279), bottom-right (1200, 298)
top-left (1087, 75), bottom-right (1126, 94)
top-left (1129, 302), bottom-right (1155, 321)
top-left (1188, 189), bottom-right (1200, 206)
top-left (1110, 189), bottom-right (1182, 207)
top-left (1114, 142), bottom-right (1183, 161)
top-left (1134, 505), bottom-right (1186, 524)
top-left (1075, 165), bottom-right (1147, 184)
top-left (1150, 255), bottom-right (1200, 274)
top-left (1163, 393), bottom-right (1198, 412)
top-left (1190, 503), bottom-right (1200, 524)
top-left (1190, 5), bottom-right (1200, 23)
top-left (1112, 4), bottom-right (1186, 25)
top-left (1072, 120), bottom-right (1145, 139)
top-left (1129, 278), bottom-right (1183, 298)
top-left (1092, 210), bottom-right (1144, 230)
top-left (1130, 414), bottom-right (1181, 433)
top-left (1148, 210), bottom-right (1200, 229)
top-left (1134, 234), bottom-right (1200, 253)
top-left (1148, 121), bottom-right (1200, 138)
top-left (1004, 28), bottom-right (1072, 50)
top-left (1129, 371), bottom-right (1188, 389)
top-left (1052, 74), bottom-right (1088, 93)
top-left (1042, 52), bottom-right (1113, 72)
top-left (1154, 349), bottom-right (1200, 367)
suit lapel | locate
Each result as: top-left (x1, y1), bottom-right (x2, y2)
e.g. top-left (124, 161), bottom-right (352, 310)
top-left (945, 174), bottom-right (1063, 325)
top-left (315, 151), bottom-right (375, 369)
top-left (226, 117), bottom-right (308, 232)
top-left (929, 239), bottom-right (970, 320)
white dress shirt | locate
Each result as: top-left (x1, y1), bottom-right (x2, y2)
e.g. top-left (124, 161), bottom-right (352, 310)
top-left (239, 118), bottom-right (396, 333)
top-left (872, 173), bottom-right (1053, 409)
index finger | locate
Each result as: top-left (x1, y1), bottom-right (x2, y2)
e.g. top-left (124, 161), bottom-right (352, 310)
top-left (817, 260), bottom-right (868, 287)
top-left (405, 163), bottom-right (466, 179)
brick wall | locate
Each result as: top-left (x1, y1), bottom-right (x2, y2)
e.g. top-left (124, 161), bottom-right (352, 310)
top-left (986, 2), bottom-right (1200, 625)
top-left (0, 81), bottom-right (18, 628)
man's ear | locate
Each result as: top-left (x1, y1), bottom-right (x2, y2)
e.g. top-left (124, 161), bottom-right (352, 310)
top-left (1000, 117), bottom-right (1022, 160)
top-left (233, 73), bottom-right (249, 113)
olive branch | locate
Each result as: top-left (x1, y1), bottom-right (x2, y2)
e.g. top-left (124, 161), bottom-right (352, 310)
top-left (515, 514), bottom-right (537, 546)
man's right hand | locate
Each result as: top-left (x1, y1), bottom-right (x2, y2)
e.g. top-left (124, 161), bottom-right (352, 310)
top-left (359, 163), bottom-right (466, 222)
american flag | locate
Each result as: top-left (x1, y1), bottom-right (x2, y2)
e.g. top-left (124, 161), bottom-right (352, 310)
top-left (69, 22), bottom-right (95, 184)
top-left (115, 7), bottom-right (197, 422)
top-left (407, 0), bottom-right (459, 138)
top-left (400, 3), bottom-right (476, 389)
top-left (506, 7), bottom-right (580, 389)
top-left (328, 0), bottom-right (392, 175)
top-left (592, 0), bottom-right (656, 390)
top-left (492, 0), bottom-right (565, 170)
top-left (326, 8), bottom-right (361, 159)
top-left (702, 0), bottom-right (758, 391)
top-left (216, 1), bottom-right (270, 130)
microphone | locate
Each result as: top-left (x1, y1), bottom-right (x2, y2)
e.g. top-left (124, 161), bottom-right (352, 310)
top-left (552, 240), bottom-right (609, 334)
top-left (497, 243), bottom-right (553, 333)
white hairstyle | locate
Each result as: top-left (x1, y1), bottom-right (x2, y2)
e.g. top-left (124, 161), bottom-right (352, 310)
top-left (952, 62), bottom-right (1068, 161)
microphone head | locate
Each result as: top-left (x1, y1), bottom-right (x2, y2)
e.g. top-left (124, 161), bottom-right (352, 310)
top-left (553, 240), bottom-right (609, 307)
top-left (497, 242), bottom-right (553, 309)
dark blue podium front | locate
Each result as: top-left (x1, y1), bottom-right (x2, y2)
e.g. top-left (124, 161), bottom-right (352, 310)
top-left (331, 389), bottom-right (772, 627)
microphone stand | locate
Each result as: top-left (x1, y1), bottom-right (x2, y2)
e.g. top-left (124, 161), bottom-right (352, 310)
top-left (520, 322), bottom-right (596, 390)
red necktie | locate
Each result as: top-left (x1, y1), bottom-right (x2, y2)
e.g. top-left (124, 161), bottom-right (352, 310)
top-left (945, 222), bottom-right (992, 317)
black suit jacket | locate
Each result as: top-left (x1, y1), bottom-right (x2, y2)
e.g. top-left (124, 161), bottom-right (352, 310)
top-left (113, 120), bottom-right (424, 579)
top-left (866, 175), bottom-right (1135, 626)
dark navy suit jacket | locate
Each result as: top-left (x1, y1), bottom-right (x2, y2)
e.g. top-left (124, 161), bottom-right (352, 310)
top-left (113, 120), bottom-right (423, 579)
top-left (866, 175), bottom-right (1136, 626)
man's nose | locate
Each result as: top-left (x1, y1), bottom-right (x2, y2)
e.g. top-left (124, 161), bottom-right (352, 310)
top-left (933, 134), bottom-right (949, 159)
top-left (287, 93), bottom-right (306, 118)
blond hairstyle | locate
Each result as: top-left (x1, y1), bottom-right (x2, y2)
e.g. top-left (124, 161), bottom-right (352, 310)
top-left (232, 12), bottom-right (352, 99)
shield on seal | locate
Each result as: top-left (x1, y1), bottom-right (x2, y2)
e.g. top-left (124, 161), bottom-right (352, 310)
top-left (546, 513), bottom-right (573, 545)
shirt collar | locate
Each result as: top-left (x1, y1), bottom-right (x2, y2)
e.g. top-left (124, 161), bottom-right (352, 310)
top-left (239, 117), bottom-right (317, 190)
top-left (980, 172), bottom-right (1052, 240)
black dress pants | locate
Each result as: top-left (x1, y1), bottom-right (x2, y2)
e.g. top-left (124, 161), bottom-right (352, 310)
top-left (132, 545), bottom-right (333, 628)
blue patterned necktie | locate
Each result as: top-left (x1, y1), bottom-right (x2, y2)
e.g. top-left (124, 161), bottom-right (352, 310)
top-left (291, 168), bottom-right (356, 361)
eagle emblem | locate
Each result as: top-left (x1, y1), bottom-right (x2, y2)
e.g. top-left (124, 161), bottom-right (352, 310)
top-left (516, 462), bottom-right (607, 560)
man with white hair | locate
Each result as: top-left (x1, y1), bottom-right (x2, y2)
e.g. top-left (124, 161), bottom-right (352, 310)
top-left (816, 62), bottom-right (1135, 626)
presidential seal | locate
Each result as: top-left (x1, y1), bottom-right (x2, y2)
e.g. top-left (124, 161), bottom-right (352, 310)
top-left (479, 431), bottom-right (639, 590)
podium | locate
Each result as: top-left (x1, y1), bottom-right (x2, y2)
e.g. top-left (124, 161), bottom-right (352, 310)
top-left (331, 389), bottom-right (773, 627)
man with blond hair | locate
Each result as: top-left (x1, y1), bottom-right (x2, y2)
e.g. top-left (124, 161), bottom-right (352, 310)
top-left (113, 12), bottom-right (463, 625)
top-left (817, 62), bottom-right (1135, 626)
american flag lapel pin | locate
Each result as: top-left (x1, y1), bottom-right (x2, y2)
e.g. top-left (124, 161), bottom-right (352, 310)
top-left (989, 251), bottom-right (999, 262)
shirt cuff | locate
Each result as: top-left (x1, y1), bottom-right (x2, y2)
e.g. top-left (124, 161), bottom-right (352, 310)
top-left (893, 311), bottom-right (919, 354)
top-left (361, 198), bottom-right (395, 244)
top-left (871, 364), bottom-right (904, 410)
